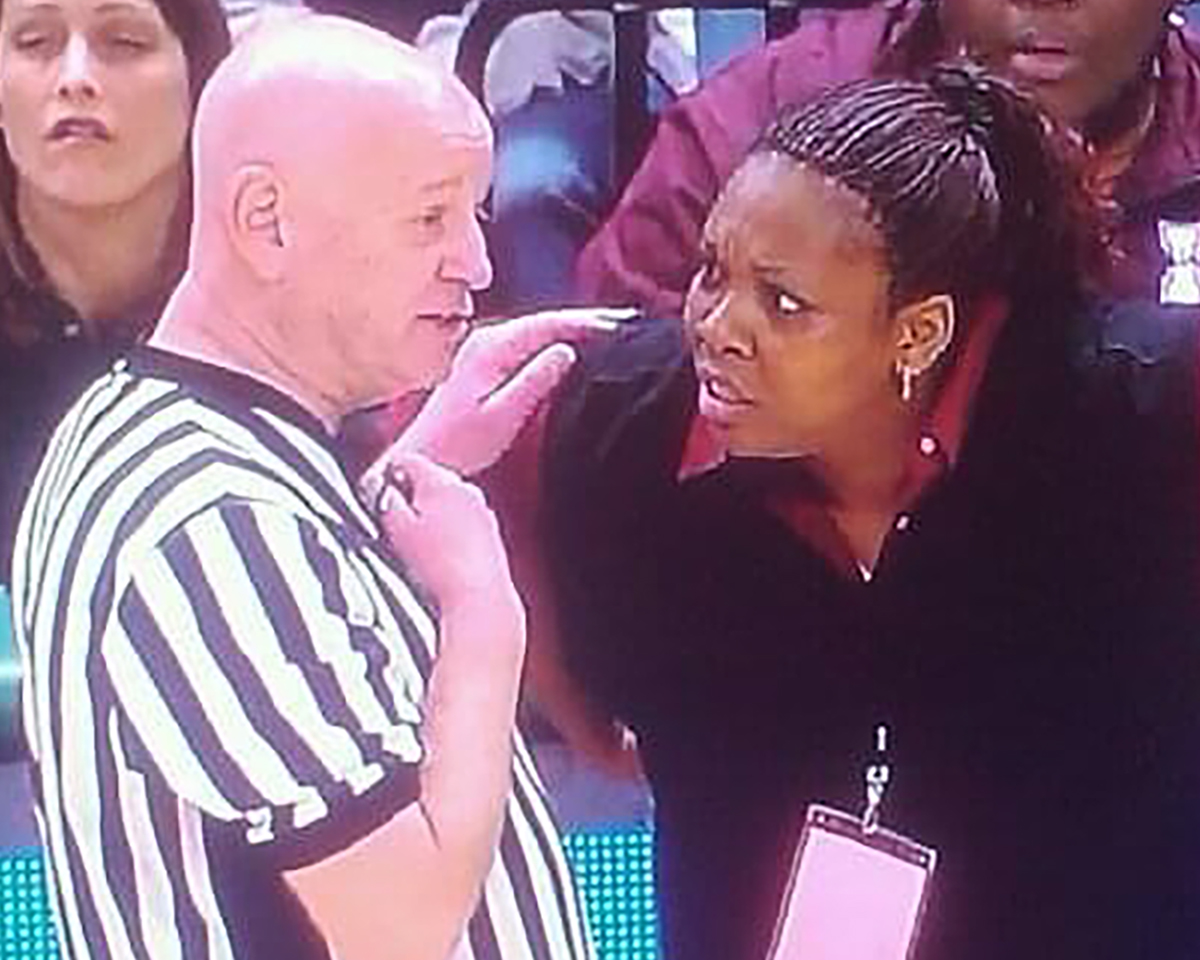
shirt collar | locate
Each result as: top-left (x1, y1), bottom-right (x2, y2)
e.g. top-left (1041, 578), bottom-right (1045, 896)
top-left (676, 291), bottom-right (1009, 484)
top-left (127, 345), bottom-right (335, 449)
top-left (1107, 25), bottom-right (1200, 209)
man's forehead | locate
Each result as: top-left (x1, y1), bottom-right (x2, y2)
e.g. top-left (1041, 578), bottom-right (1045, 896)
top-left (407, 79), bottom-right (492, 146)
top-left (222, 16), bottom-right (489, 132)
top-left (376, 119), bottom-right (490, 195)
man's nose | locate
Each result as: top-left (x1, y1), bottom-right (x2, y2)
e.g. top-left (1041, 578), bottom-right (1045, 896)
top-left (443, 215), bottom-right (493, 292)
top-left (57, 34), bottom-right (99, 100)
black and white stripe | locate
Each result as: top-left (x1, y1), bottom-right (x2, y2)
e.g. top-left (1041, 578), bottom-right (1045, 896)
top-left (12, 350), bottom-right (591, 960)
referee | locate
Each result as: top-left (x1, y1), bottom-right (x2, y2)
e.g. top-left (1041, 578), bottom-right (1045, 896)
top-left (11, 16), bottom-right (615, 960)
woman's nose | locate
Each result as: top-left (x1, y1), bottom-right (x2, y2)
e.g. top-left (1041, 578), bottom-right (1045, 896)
top-left (56, 35), bottom-right (99, 101)
top-left (692, 289), bottom-right (754, 360)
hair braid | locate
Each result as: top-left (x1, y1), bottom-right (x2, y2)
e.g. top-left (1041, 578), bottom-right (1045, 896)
top-left (755, 61), bottom-right (1107, 320)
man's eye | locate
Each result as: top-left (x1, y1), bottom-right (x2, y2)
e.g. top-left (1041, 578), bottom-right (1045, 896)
top-left (12, 31), bottom-right (50, 51)
top-left (416, 208), bottom-right (447, 229)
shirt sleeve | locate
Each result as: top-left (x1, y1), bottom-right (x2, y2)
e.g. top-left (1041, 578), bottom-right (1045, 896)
top-left (102, 500), bottom-right (428, 868)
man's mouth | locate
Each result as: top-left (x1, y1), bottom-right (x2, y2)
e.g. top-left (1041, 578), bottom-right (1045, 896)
top-left (48, 117), bottom-right (112, 142)
top-left (418, 311), bottom-right (474, 331)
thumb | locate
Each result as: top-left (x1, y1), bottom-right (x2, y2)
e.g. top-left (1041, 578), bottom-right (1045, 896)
top-left (482, 342), bottom-right (578, 423)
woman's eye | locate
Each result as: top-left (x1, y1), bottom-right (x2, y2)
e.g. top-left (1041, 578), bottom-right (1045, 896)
top-left (109, 34), bottom-right (148, 50)
top-left (97, 18), bottom-right (157, 53)
top-left (771, 287), bottom-right (808, 318)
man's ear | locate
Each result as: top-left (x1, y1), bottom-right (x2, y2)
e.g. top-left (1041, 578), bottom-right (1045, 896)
top-left (894, 293), bottom-right (956, 376)
top-left (228, 163), bottom-right (287, 281)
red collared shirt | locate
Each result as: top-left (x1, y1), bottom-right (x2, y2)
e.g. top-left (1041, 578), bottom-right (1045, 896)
top-left (675, 295), bottom-right (1008, 579)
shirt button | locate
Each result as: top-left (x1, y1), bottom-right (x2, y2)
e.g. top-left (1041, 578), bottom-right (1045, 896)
top-left (895, 514), bottom-right (912, 532)
top-left (918, 435), bottom-right (938, 457)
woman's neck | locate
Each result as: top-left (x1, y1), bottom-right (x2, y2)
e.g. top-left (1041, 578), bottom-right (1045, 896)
top-left (17, 164), bottom-right (185, 331)
top-left (811, 399), bottom-right (922, 570)
top-left (1085, 60), bottom-right (1159, 152)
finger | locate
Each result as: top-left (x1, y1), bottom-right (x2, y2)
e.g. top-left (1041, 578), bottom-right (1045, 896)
top-left (387, 452), bottom-right (463, 505)
top-left (477, 306), bottom-right (638, 331)
top-left (373, 476), bottom-right (418, 541)
top-left (481, 343), bottom-right (578, 420)
top-left (477, 307), bottom-right (631, 369)
top-left (381, 464), bottom-right (415, 503)
top-left (377, 481), bottom-right (417, 522)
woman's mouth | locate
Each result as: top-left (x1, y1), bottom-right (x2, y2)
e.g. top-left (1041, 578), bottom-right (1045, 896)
top-left (48, 117), bottom-right (112, 143)
top-left (698, 371), bottom-right (755, 424)
top-left (1006, 35), bottom-right (1080, 84)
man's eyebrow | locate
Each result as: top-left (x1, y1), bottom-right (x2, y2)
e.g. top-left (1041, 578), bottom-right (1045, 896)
top-left (418, 177), bottom-right (461, 194)
top-left (11, 1), bottom-right (155, 14)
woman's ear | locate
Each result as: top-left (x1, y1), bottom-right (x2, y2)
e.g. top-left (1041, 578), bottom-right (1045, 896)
top-left (894, 293), bottom-right (956, 376)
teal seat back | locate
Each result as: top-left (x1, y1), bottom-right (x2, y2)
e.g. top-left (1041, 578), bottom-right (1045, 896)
top-left (0, 826), bottom-right (659, 960)
top-left (0, 848), bottom-right (58, 960)
top-left (0, 587), bottom-right (24, 762)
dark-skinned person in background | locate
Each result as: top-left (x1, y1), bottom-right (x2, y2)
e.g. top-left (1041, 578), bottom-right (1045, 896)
top-left (577, 0), bottom-right (1200, 318)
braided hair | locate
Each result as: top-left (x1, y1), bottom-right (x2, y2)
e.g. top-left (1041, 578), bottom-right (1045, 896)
top-left (754, 62), bottom-right (1108, 321)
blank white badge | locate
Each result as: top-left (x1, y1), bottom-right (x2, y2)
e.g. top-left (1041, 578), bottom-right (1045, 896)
top-left (768, 804), bottom-right (937, 960)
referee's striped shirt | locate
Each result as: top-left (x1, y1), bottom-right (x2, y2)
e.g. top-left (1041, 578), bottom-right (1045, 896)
top-left (12, 347), bottom-right (591, 960)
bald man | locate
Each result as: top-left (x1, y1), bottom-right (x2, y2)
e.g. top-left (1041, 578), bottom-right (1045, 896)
top-left (11, 15), bottom-right (619, 960)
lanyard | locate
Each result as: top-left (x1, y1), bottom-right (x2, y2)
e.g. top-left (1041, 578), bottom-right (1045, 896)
top-left (863, 722), bottom-right (891, 832)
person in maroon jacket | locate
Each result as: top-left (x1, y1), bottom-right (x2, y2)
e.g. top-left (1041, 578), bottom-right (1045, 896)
top-left (577, 0), bottom-right (1200, 316)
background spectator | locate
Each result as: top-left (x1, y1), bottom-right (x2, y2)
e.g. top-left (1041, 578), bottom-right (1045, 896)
top-left (0, 0), bottom-right (231, 582)
top-left (577, 0), bottom-right (1200, 316)
top-left (418, 3), bottom-right (696, 311)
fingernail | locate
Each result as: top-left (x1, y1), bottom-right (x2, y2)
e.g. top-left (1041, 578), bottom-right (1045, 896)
top-left (384, 464), bottom-right (415, 504)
